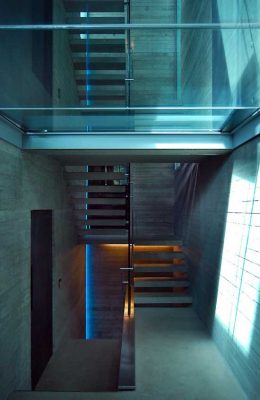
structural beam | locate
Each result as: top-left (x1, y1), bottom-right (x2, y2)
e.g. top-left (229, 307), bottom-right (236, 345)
top-left (23, 134), bottom-right (232, 151)
top-left (0, 115), bottom-right (23, 148)
top-left (232, 112), bottom-right (260, 149)
top-left (1, 23), bottom-right (260, 30)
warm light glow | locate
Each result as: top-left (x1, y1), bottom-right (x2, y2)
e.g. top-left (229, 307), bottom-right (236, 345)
top-left (100, 244), bottom-right (128, 248)
top-left (134, 245), bottom-right (176, 252)
top-left (124, 289), bottom-right (135, 318)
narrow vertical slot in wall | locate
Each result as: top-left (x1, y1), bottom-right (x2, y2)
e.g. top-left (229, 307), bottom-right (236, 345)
top-left (85, 165), bottom-right (91, 339)
top-left (85, 244), bottom-right (92, 339)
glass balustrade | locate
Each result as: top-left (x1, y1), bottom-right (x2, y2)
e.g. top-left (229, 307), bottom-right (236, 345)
top-left (0, 0), bottom-right (259, 133)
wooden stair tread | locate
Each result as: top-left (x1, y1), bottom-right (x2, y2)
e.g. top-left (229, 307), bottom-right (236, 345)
top-left (134, 265), bottom-right (187, 273)
top-left (133, 240), bottom-right (183, 246)
top-left (135, 292), bottom-right (193, 305)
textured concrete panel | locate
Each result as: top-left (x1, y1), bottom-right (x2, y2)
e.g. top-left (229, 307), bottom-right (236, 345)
top-left (0, 138), bottom-right (85, 400)
top-left (87, 244), bottom-right (127, 339)
top-left (132, 163), bottom-right (175, 241)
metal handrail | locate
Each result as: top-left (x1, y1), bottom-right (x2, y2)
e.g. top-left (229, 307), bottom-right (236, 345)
top-left (118, 285), bottom-right (135, 390)
top-left (127, 163), bottom-right (132, 316)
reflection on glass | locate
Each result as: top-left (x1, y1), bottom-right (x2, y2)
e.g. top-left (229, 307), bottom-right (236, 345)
top-left (0, 0), bottom-right (259, 133)
top-left (0, 0), bottom-right (259, 24)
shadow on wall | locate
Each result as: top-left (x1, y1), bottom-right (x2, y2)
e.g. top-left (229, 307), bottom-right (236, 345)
top-left (173, 163), bottom-right (199, 240)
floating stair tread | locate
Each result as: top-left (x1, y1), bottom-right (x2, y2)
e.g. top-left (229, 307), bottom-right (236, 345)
top-left (67, 17), bottom-right (125, 24)
top-left (134, 240), bottom-right (183, 246)
top-left (134, 263), bottom-right (184, 268)
top-left (77, 209), bottom-right (126, 216)
top-left (134, 265), bottom-right (188, 274)
top-left (66, 172), bottom-right (127, 180)
top-left (74, 198), bottom-right (126, 205)
top-left (134, 280), bottom-right (190, 288)
top-left (78, 235), bottom-right (127, 244)
top-left (134, 252), bottom-right (184, 259)
top-left (78, 219), bottom-right (126, 226)
top-left (64, 1), bottom-right (125, 13)
top-left (69, 185), bottom-right (126, 193)
top-left (135, 293), bottom-right (193, 304)
top-left (134, 265), bottom-right (187, 273)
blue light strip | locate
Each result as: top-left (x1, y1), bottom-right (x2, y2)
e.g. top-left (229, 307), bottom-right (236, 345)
top-left (84, 11), bottom-right (91, 334)
top-left (85, 163), bottom-right (91, 339)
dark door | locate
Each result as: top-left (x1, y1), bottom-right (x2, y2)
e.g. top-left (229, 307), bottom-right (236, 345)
top-left (31, 210), bottom-right (53, 389)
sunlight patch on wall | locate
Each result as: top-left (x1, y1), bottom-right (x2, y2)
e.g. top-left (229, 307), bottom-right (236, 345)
top-left (215, 153), bottom-right (260, 355)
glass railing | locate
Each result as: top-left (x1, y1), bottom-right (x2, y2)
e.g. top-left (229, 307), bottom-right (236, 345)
top-left (0, 0), bottom-right (259, 24)
top-left (0, 0), bottom-right (259, 134)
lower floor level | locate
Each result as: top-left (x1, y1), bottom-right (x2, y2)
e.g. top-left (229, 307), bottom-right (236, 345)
top-left (9, 307), bottom-right (246, 400)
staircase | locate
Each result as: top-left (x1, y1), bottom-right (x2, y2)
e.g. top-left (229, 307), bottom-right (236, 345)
top-left (64, 0), bottom-right (127, 107)
top-left (134, 241), bottom-right (192, 306)
top-left (64, 164), bottom-right (129, 243)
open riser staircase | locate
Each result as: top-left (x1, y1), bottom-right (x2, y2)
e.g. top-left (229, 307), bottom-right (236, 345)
top-left (64, 164), bottom-right (129, 243)
top-left (63, 0), bottom-right (127, 107)
top-left (133, 241), bottom-right (192, 306)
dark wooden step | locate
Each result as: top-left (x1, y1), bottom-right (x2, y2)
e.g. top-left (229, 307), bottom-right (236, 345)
top-left (134, 240), bottom-right (183, 246)
top-left (75, 209), bottom-right (126, 217)
top-left (78, 219), bottom-right (126, 227)
top-left (76, 78), bottom-right (125, 86)
top-left (134, 279), bottom-right (190, 288)
top-left (74, 60), bottom-right (126, 70)
top-left (64, 1), bottom-right (125, 13)
top-left (71, 41), bottom-right (125, 53)
top-left (69, 185), bottom-right (126, 193)
top-left (79, 198), bottom-right (126, 205)
top-left (78, 228), bottom-right (127, 235)
top-left (79, 94), bottom-right (126, 102)
top-left (66, 172), bottom-right (127, 180)
top-left (67, 17), bottom-right (125, 24)
top-left (134, 252), bottom-right (185, 260)
top-left (134, 265), bottom-right (188, 273)
top-left (79, 235), bottom-right (128, 244)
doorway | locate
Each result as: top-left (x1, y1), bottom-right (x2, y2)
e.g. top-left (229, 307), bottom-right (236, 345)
top-left (31, 210), bottom-right (53, 389)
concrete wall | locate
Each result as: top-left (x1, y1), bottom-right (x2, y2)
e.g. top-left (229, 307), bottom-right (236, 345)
top-left (184, 135), bottom-right (260, 399)
top-left (0, 137), bottom-right (85, 400)
top-left (0, 0), bottom-right (78, 130)
top-left (132, 163), bottom-right (175, 241)
top-left (130, 0), bottom-right (177, 106)
top-left (86, 244), bottom-right (127, 340)
top-left (214, 0), bottom-right (260, 108)
top-left (173, 163), bottom-right (199, 240)
top-left (181, 0), bottom-right (212, 107)
top-left (52, 0), bottom-right (79, 108)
